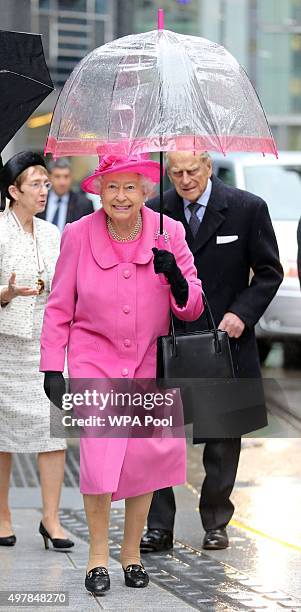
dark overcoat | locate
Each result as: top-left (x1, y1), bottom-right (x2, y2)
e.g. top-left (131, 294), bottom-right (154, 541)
top-left (36, 190), bottom-right (94, 225)
top-left (147, 175), bottom-right (283, 379)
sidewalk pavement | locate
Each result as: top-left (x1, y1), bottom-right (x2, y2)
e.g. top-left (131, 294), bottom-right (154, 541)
top-left (2, 440), bottom-right (301, 611)
top-left (0, 488), bottom-right (195, 612)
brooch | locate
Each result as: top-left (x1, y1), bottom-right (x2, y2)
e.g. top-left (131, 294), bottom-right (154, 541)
top-left (154, 228), bottom-right (169, 243)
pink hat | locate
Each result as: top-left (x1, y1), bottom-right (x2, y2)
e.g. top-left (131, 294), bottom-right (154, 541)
top-left (81, 154), bottom-right (162, 195)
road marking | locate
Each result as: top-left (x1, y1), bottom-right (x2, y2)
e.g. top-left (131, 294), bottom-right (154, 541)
top-left (186, 480), bottom-right (301, 554)
top-left (230, 518), bottom-right (301, 553)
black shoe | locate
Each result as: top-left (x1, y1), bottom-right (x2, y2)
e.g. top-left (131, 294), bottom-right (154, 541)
top-left (0, 534), bottom-right (16, 546)
top-left (85, 566), bottom-right (110, 595)
top-left (39, 521), bottom-right (74, 550)
top-left (123, 564), bottom-right (149, 588)
top-left (140, 528), bottom-right (173, 553)
top-left (202, 528), bottom-right (229, 550)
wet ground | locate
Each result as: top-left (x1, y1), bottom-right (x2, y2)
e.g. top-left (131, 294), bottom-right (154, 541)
top-left (1, 342), bottom-right (301, 610)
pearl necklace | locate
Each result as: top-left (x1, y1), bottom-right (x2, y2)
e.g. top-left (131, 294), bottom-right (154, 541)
top-left (107, 211), bottom-right (142, 242)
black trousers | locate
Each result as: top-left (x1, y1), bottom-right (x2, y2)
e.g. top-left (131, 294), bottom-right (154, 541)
top-left (147, 438), bottom-right (241, 532)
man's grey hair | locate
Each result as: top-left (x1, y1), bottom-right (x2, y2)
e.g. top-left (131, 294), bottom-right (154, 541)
top-left (94, 174), bottom-right (156, 199)
top-left (47, 157), bottom-right (72, 172)
top-left (165, 151), bottom-right (211, 170)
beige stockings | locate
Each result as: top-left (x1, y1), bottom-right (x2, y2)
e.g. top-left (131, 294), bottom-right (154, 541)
top-left (120, 492), bottom-right (153, 568)
top-left (84, 492), bottom-right (153, 573)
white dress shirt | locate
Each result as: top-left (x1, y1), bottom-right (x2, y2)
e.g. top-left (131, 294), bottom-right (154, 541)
top-left (46, 190), bottom-right (69, 233)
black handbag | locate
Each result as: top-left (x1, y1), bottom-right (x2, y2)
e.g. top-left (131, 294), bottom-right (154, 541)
top-left (156, 292), bottom-right (267, 437)
top-left (157, 291), bottom-right (234, 380)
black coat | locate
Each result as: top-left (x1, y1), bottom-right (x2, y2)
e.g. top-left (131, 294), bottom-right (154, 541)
top-left (147, 175), bottom-right (283, 378)
top-left (297, 217), bottom-right (301, 288)
top-left (36, 190), bottom-right (94, 225)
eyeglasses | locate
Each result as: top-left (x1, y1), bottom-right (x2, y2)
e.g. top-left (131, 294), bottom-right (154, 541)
top-left (22, 181), bottom-right (52, 191)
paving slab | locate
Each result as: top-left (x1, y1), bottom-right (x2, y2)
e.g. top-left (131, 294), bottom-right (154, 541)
top-left (3, 439), bottom-right (301, 610)
top-left (0, 506), bottom-right (196, 612)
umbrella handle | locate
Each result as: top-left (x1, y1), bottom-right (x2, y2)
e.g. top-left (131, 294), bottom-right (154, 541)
top-left (159, 151), bottom-right (164, 234)
top-left (158, 9), bottom-right (165, 233)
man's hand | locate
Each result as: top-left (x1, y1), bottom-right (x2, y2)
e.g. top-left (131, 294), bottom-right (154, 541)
top-left (1, 272), bottom-right (38, 304)
top-left (218, 313), bottom-right (245, 338)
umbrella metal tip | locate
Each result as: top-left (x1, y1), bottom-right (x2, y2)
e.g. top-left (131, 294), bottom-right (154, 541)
top-left (158, 8), bottom-right (164, 30)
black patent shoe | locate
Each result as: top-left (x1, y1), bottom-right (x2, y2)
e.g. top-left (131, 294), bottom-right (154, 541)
top-left (123, 564), bottom-right (149, 588)
top-left (85, 566), bottom-right (110, 595)
top-left (39, 521), bottom-right (74, 550)
top-left (0, 534), bottom-right (16, 546)
top-left (140, 528), bottom-right (173, 553)
top-left (202, 528), bottom-right (229, 550)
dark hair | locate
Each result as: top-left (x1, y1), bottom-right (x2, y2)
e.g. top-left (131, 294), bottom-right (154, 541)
top-left (48, 157), bottom-right (71, 172)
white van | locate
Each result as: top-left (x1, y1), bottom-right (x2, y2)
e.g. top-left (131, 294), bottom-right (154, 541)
top-left (211, 152), bottom-right (301, 365)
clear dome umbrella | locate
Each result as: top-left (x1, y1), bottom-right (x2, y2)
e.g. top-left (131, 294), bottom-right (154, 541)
top-left (45, 9), bottom-right (277, 229)
top-left (45, 25), bottom-right (276, 158)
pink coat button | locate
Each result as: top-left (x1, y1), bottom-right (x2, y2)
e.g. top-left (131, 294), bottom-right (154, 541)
top-left (123, 305), bottom-right (130, 314)
top-left (124, 339), bottom-right (131, 347)
top-left (123, 269), bottom-right (131, 278)
top-left (121, 368), bottom-right (129, 376)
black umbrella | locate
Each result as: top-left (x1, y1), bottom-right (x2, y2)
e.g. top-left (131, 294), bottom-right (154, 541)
top-left (0, 30), bottom-right (54, 208)
top-left (0, 30), bottom-right (54, 152)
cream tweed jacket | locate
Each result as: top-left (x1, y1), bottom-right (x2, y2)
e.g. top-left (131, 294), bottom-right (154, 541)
top-left (0, 210), bottom-right (60, 339)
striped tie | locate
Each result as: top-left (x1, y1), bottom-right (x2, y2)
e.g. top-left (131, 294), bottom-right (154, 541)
top-left (188, 202), bottom-right (201, 238)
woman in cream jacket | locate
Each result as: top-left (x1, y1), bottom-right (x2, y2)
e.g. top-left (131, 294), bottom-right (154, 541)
top-left (0, 151), bottom-right (73, 551)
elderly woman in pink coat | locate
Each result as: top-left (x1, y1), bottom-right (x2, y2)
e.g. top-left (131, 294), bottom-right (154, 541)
top-left (40, 154), bottom-right (203, 596)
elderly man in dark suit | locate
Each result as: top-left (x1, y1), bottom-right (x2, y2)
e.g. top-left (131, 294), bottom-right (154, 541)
top-left (36, 158), bottom-right (94, 231)
top-left (141, 151), bottom-right (283, 552)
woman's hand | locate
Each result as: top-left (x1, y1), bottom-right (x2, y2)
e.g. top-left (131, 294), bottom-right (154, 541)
top-left (44, 372), bottom-right (66, 410)
top-left (0, 272), bottom-right (38, 304)
top-left (152, 248), bottom-right (188, 307)
top-left (152, 248), bottom-right (178, 278)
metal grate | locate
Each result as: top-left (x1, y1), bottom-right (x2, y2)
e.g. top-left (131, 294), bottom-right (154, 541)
top-left (59, 507), bottom-right (301, 611)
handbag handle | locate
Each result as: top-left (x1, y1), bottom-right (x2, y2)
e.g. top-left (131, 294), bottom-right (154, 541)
top-left (201, 290), bottom-right (217, 330)
top-left (170, 289), bottom-right (222, 356)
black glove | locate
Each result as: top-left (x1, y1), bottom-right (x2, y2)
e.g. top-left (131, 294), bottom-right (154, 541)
top-left (44, 371), bottom-right (66, 411)
top-left (152, 247), bottom-right (188, 307)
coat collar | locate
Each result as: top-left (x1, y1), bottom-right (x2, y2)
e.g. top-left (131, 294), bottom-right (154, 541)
top-left (163, 176), bottom-right (228, 254)
top-left (65, 191), bottom-right (76, 224)
top-left (89, 206), bottom-right (158, 268)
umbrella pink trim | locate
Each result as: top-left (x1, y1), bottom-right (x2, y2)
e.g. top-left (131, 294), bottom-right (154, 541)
top-left (45, 134), bottom-right (278, 158)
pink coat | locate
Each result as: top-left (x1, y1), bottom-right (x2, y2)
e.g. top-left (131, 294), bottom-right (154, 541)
top-left (40, 206), bottom-right (203, 498)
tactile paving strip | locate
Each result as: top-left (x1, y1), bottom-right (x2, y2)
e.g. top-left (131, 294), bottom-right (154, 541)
top-left (59, 507), bottom-right (301, 612)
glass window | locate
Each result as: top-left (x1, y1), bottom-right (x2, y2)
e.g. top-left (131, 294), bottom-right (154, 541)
top-left (95, 0), bottom-right (107, 12)
top-left (58, 0), bottom-right (86, 10)
top-left (58, 17), bottom-right (87, 25)
top-left (216, 166), bottom-right (235, 186)
top-left (134, 0), bottom-right (200, 35)
top-left (59, 42), bottom-right (88, 50)
top-left (244, 165), bottom-right (301, 221)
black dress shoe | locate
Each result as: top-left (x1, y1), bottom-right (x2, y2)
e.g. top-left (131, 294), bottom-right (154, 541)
top-left (140, 528), bottom-right (173, 553)
top-left (39, 521), bottom-right (74, 550)
top-left (0, 534), bottom-right (16, 546)
top-left (123, 564), bottom-right (149, 588)
top-left (202, 528), bottom-right (229, 550)
top-left (85, 566), bottom-right (110, 595)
